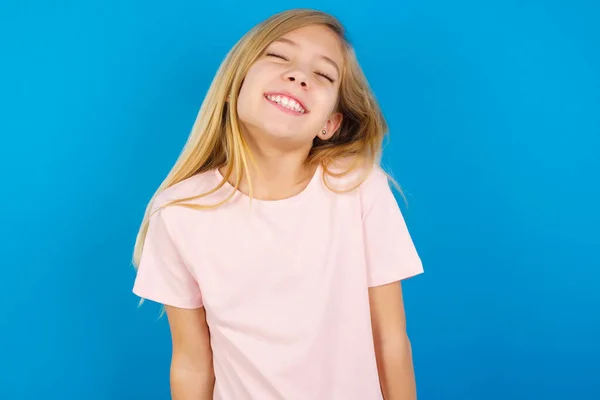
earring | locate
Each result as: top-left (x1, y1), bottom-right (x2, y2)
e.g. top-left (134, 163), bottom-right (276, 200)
top-left (321, 129), bottom-right (327, 135)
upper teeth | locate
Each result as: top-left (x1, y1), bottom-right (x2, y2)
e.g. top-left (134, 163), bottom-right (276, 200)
top-left (267, 95), bottom-right (306, 113)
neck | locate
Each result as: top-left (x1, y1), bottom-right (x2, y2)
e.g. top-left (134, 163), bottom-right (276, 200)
top-left (220, 134), bottom-right (317, 201)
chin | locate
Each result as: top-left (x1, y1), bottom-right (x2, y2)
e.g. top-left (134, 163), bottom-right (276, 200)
top-left (239, 108), bottom-right (312, 146)
top-left (250, 124), bottom-right (309, 147)
top-left (263, 127), bottom-right (301, 141)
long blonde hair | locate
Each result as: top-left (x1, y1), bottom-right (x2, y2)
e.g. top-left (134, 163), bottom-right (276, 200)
top-left (132, 8), bottom-right (391, 268)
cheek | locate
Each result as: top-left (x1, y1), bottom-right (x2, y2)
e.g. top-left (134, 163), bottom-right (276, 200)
top-left (327, 91), bottom-right (340, 114)
top-left (314, 90), bottom-right (339, 119)
top-left (236, 66), bottom-right (270, 112)
top-left (239, 62), bottom-right (271, 93)
top-left (238, 73), bottom-right (256, 100)
top-left (236, 77), bottom-right (258, 121)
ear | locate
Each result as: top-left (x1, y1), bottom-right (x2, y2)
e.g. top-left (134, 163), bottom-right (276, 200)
top-left (318, 112), bottom-right (344, 141)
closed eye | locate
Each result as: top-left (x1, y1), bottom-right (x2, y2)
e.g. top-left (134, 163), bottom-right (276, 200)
top-left (315, 71), bottom-right (335, 83)
top-left (266, 52), bottom-right (288, 61)
top-left (266, 52), bottom-right (336, 83)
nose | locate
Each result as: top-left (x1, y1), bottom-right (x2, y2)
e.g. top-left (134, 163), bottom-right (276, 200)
top-left (284, 69), bottom-right (309, 88)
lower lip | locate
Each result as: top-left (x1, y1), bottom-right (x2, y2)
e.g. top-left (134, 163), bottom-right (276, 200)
top-left (264, 96), bottom-right (306, 116)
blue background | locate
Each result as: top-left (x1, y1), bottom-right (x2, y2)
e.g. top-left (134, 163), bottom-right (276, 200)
top-left (1, 1), bottom-right (598, 399)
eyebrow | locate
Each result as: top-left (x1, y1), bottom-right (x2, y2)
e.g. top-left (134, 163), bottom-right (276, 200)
top-left (273, 37), bottom-right (341, 76)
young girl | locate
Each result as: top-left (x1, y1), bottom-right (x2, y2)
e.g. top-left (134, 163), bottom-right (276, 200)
top-left (132, 8), bottom-right (423, 400)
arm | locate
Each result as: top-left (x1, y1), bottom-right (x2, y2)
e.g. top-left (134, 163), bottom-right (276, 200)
top-left (369, 281), bottom-right (417, 400)
top-left (165, 305), bottom-right (215, 400)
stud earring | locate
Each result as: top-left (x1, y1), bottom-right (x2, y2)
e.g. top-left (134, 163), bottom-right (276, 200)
top-left (321, 129), bottom-right (327, 135)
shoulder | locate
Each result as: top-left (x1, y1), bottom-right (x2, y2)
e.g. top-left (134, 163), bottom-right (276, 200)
top-left (322, 157), bottom-right (390, 195)
top-left (150, 169), bottom-right (225, 213)
top-left (360, 164), bottom-right (391, 195)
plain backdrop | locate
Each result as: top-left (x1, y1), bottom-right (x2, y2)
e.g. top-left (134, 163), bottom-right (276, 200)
top-left (1, 1), bottom-right (599, 399)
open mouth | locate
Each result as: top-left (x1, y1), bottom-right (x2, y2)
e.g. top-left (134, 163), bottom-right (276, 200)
top-left (264, 93), bottom-right (307, 114)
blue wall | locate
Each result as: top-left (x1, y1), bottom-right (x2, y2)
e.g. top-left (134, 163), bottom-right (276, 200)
top-left (1, 1), bottom-right (598, 399)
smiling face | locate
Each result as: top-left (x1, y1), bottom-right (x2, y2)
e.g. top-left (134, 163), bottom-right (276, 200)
top-left (236, 24), bottom-right (345, 150)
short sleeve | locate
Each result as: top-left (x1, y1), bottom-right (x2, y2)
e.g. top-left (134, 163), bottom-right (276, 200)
top-left (132, 207), bottom-right (203, 309)
top-left (361, 167), bottom-right (424, 287)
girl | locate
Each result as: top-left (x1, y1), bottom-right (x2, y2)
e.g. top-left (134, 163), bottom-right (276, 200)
top-left (132, 8), bottom-right (423, 400)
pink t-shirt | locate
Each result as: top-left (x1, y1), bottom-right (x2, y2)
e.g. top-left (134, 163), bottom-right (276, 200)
top-left (133, 163), bottom-right (423, 400)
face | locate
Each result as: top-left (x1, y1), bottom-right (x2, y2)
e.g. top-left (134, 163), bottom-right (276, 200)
top-left (236, 24), bottom-right (345, 150)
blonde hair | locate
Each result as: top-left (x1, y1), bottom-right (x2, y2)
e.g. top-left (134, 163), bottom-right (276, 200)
top-left (132, 8), bottom-right (392, 268)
